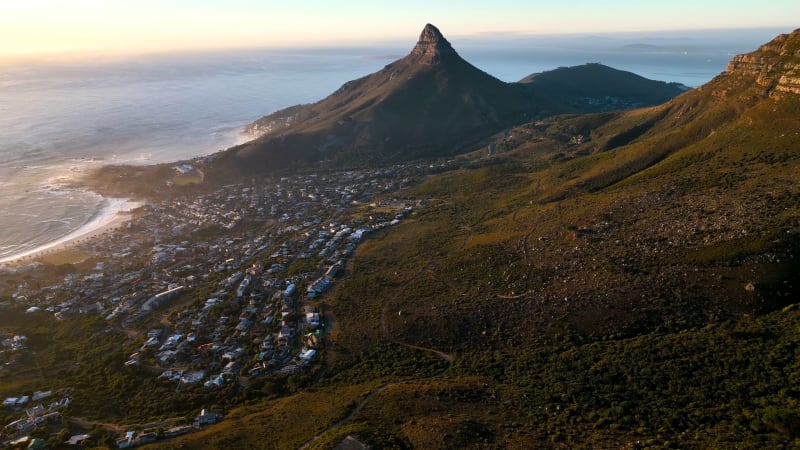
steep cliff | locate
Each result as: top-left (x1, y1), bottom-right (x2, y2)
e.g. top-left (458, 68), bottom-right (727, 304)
top-left (727, 28), bottom-right (800, 96)
top-left (409, 23), bottom-right (458, 63)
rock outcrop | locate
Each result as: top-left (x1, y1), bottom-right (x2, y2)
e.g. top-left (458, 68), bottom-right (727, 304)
top-left (410, 23), bottom-right (457, 64)
top-left (726, 28), bottom-right (800, 96)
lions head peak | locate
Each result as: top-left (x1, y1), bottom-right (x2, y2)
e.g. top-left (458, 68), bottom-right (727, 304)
top-left (410, 23), bottom-right (456, 64)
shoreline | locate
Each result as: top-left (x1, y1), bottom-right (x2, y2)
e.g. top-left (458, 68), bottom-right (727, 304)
top-left (0, 198), bottom-right (143, 268)
top-left (0, 125), bottom-right (250, 272)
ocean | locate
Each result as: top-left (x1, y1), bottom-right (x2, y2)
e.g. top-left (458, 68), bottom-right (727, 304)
top-left (0, 28), bottom-right (786, 263)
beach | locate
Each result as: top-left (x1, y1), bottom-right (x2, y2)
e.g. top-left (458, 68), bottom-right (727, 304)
top-left (0, 198), bottom-right (142, 267)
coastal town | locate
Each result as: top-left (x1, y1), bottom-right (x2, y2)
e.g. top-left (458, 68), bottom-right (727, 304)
top-left (0, 160), bottom-right (456, 448)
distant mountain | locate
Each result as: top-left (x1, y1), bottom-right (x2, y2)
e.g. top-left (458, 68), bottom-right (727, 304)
top-left (620, 43), bottom-right (665, 51)
top-left (216, 25), bottom-right (692, 175)
top-left (518, 63), bottom-right (689, 113)
top-left (225, 24), bottom-right (537, 173)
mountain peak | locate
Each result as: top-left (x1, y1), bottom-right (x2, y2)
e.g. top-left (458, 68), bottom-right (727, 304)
top-left (419, 23), bottom-right (445, 42)
top-left (410, 23), bottom-right (456, 64)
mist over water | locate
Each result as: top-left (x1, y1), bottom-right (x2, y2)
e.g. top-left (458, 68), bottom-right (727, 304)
top-left (0, 28), bottom-right (784, 261)
top-left (0, 48), bottom-right (399, 261)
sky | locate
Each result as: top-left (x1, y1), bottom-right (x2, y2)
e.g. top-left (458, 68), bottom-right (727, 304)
top-left (2, 0), bottom-right (799, 57)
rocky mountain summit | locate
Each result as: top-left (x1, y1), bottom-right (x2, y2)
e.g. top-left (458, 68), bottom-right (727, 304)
top-left (727, 27), bottom-right (800, 96)
top-left (409, 23), bottom-right (457, 63)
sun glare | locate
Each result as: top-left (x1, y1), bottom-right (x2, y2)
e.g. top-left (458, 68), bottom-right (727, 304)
top-left (1, 0), bottom-right (798, 58)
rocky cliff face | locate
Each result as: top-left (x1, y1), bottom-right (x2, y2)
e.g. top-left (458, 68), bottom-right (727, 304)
top-left (726, 28), bottom-right (800, 96)
top-left (409, 23), bottom-right (457, 64)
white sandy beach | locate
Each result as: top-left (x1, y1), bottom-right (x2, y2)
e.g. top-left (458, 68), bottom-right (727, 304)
top-left (0, 198), bottom-right (142, 267)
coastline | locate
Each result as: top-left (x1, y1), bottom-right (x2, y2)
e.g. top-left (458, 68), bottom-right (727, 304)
top-left (0, 198), bottom-right (143, 268)
top-left (0, 129), bottom-right (247, 272)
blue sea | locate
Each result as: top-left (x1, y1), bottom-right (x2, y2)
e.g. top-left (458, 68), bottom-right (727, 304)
top-left (0, 28), bottom-right (786, 263)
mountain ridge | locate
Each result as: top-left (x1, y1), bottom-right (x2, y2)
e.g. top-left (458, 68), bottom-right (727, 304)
top-left (222, 24), bottom-right (688, 175)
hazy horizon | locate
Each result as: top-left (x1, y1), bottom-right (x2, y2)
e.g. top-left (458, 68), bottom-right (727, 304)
top-left (2, 0), bottom-right (798, 59)
top-left (1, 25), bottom-right (792, 67)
